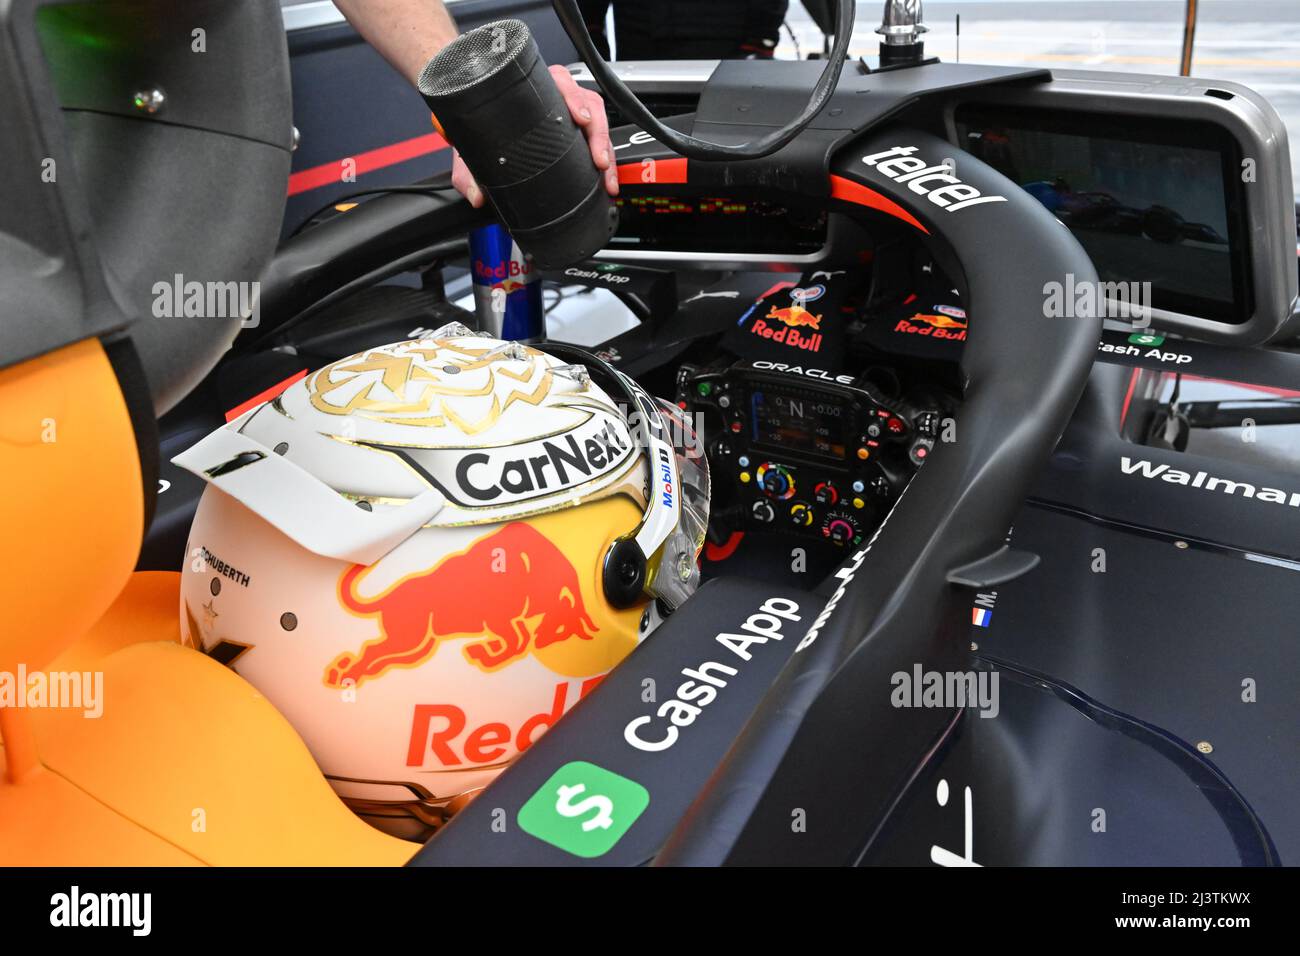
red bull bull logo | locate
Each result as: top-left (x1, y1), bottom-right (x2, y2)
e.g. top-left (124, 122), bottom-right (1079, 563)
top-left (766, 303), bottom-right (823, 329)
top-left (911, 310), bottom-right (967, 330)
top-left (324, 522), bottom-right (598, 687)
top-left (894, 305), bottom-right (968, 342)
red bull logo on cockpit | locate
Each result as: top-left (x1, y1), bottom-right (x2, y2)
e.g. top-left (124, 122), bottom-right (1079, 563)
top-left (746, 283), bottom-right (827, 353)
top-left (894, 304), bottom-right (968, 341)
top-left (766, 303), bottom-right (823, 329)
top-left (766, 284), bottom-right (825, 329)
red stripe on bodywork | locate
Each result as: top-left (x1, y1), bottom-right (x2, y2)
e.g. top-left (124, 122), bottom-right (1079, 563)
top-left (617, 157), bottom-right (688, 185)
top-left (1181, 374), bottom-right (1300, 399)
top-left (1119, 367), bottom-right (1140, 428)
top-left (225, 370), bottom-right (307, 422)
top-left (756, 280), bottom-right (796, 301)
top-left (287, 132), bottom-right (450, 196)
top-left (829, 175), bottom-right (930, 234)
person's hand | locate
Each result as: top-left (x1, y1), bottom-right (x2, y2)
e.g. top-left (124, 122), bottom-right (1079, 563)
top-left (450, 64), bottom-right (620, 208)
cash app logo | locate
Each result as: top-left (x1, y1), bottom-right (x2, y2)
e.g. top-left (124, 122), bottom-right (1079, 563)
top-left (1128, 332), bottom-right (1165, 346)
top-left (517, 761), bottom-right (650, 858)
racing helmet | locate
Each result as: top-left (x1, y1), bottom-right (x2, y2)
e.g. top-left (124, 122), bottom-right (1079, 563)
top-left (173, 324), bottom-right (708, 839)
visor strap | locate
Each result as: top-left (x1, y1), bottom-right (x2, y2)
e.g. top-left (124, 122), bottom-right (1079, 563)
top-left (621, 377), bottom-right (682, 565)
top-left (538, 342), bottom-right (684, 609)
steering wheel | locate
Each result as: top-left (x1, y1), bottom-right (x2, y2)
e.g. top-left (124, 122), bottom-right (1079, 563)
top-left (550, 0), bottom-right (857, 160)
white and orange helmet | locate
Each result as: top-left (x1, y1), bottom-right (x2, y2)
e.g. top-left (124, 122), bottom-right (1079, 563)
top-left (173, 325), bottom-right (708, 838)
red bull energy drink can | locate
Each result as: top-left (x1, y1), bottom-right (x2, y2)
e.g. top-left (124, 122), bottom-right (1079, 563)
top-left (469, 224), bottom-right (546, 341)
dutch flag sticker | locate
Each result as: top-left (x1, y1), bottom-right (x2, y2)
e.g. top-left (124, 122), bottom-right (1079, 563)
top-left (971, 607), bottom-right (992, 628)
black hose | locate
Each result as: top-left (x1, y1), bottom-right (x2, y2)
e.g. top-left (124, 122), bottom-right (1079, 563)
top-left (550, 0), bottom-right (855, 161)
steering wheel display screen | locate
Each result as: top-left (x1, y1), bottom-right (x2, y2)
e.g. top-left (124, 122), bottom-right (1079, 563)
top-left (956, 105), bottom-right (1253, 324)
top-left (608, 193), bottom-right (828, 255)
top-left (749, 385), bottom-right (848, 460)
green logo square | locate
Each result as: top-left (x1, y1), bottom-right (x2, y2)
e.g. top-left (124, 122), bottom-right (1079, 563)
top-left (517, 761), bottom-right (650, 858)
top-left (1128, 332), bottom-right (1165, 347)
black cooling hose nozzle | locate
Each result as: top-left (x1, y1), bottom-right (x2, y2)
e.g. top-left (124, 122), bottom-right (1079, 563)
top-left (418, 20), bottom-right (617, 270)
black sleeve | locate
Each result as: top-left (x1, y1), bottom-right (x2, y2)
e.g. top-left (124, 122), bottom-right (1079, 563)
top-left (577, 0), bottom-right (614, 59)
top-left (748, 0), bottom-right (790, 40)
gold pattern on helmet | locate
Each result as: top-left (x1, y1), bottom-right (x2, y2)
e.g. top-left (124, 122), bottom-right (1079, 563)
top-left (307, 339), bottom-right (560, 433)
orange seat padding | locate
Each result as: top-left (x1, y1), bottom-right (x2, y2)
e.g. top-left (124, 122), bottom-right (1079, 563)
top-left (0, 341), bottom-right (411, 865)
top-left (1, 572), bottom-right (414, 866)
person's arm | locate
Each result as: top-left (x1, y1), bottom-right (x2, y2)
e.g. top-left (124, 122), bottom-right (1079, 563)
top-left (334, 0), bottom-right (458, 85)
top-left (334, 0), bottom-right (617, 207)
